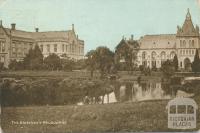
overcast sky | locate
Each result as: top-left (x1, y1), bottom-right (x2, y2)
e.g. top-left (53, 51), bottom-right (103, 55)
top-left (0, 0), bottom-right (200, 53)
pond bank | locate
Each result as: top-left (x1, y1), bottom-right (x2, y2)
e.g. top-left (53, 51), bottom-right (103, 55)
top-left (2, 95), bottom-right (200, 132)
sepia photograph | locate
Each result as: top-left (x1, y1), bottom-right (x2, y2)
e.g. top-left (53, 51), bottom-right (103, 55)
top-left (0, 0), bottom-right (200, 132)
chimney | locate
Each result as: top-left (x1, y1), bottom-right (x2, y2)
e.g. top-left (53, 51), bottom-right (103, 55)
top-left (35, 28), bottom-right (39, 32)
top-left (131, 35), bottom-right (134, 40)
top-left (72, 24), bottom-right (74, 32)
top-left (11, 23), bottom-right (16, 30)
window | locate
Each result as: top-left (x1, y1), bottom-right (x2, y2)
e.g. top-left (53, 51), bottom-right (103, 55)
top-left (0, 42), bottom-right (1, 52)
top-left (180, 40), bottom-right (183, 47)
top-left (183, 50), bottom-right (185, 55)
top-left (30, 43), bottom-right (33, 49)
top-left (183, 40), bottom-right (186, 47)
top-left (160, 51), bottom-right (166, 60)
top-left (186, 50), bottom-right (188, 55)
top-left (47, 44), bottom-right (50, 52)
top-left (24, 43), bottom-right (28, 54)
top-left (1, 42), bottom-right (5, 52)
top-left (142, 51), bottom-right (147, 60)
top-left (62, 44), bottom-right (64, 52)
top-left (12, 43), bottom-right (16, 54)
top-left (66, 45), bottom-right (68, 52)
top-left (180, 50), bottom-right (182, 55)
top-left (192, 40), bottom-right (195, 47)
top-left (192, 50), bottom-right (194, 55)
top-left (189, 40), bottom-right (192, 47)
top-left (189, 49), bottom-right (191, 55)
top-left (40, 45), bottom-right (43, 52)
top-left (54, 44), bottom-right (57, 52)
top-left (170, 51), bottom-right (175, 59)
top-left (0, 55), bottom-right (5, 62)
top-left (0, 41), bottom-right (5, 52)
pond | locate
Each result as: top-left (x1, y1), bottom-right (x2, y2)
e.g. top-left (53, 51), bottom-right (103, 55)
top-left (78, 80), bottom-right (195, 105)
top-left (0, 77), bottom-right (197, 106)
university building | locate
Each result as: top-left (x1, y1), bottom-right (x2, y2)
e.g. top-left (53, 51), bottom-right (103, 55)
top-left (0, 22), bottom-right (84, 68)
top-left (136, 9), bottom-right (200, 71)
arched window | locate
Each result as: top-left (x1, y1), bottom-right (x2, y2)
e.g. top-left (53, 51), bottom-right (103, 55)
top-left (40, 45), bottom-right (43, 52)
top-left (142, 51), bottom-right (147, 60)
top-left (183, 40), bottom-right (186, 47)
top-left (160, 51), bottom-right (166, 60)
top-left (151, 51), bottom-right (156, 60)
top-left (142, 51), bottom-right (147, 67)
top-left (180, 40), bottom-right (183, 47)
top-left (170, 51), bottom-right (176, 59)
top-left (151, 51), bottom-right (157, 68)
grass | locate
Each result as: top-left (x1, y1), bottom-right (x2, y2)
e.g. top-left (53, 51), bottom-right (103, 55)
top-left (1, 96), bottom-right (200, 133)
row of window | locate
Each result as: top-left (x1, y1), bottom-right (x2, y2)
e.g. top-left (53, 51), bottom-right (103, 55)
top-left (142, 60), bottom-right (171, 66)
top-left (179, 49), bottom-right (195, 55)
top-left (39, 44), bottom-right (84, 54)
top-left (12, 42), bottom-right (32, 56)
top-left (180, 40), bottom-right (195, 48)
top-left (142, 51), bottom-right (175, 60)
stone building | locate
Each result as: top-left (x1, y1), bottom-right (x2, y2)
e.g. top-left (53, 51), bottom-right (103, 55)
top-left (0, 22), bottom-right (84, 68)
top-left (136, 9), bottom-right (200, 71)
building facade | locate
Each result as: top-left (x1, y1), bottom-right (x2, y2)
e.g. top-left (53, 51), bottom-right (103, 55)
top-left (137, 9), bottom-right (200, 71)
top-left (0, 23), bottom-right (84, 68)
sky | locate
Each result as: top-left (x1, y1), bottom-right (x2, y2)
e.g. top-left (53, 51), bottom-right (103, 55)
top-left (0, 0), bottom-right (200, 53)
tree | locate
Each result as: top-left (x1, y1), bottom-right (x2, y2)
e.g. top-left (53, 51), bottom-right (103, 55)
top-left (8, 60), bottom-right (24, 70)
top-left (86, 47), bottom-right (114, 78)
top-left (115, 38), bottom-right (139, 73)
top-left (173, 54), bottom-right (178, 71)
top-left (44, 53), bottom-right (62, 71)
top-left (61, 58), bottom-right (75, 71)
top-left (192, 49), bottom-right (200, 72)
top-left (23, 44), bottom-right (43, 70)
top-left (95, 47), bottom-right (115, 78)
top-left (86, 50), bottom-right (97, 77)
top-left (161, 59), bottom-right (175, 77)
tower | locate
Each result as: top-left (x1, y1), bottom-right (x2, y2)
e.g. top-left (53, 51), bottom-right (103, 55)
top-left (176, 8), bottom-right (200, 70)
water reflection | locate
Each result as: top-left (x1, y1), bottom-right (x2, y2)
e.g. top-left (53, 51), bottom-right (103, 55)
top-left (80, 80), bottom-right (193, 105)
top-left (1, 77), bottom-right (196, 106)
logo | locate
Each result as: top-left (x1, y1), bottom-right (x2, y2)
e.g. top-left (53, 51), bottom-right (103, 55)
top-left (166, 97), bottom-right (198, 129)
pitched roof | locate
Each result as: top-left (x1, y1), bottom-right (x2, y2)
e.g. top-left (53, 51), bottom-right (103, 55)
top-left (139, 34), bottom-right (176, 49)
top-left (5, 28), bottom-right (33, 39)
top-left (3, 27), bottom-right (76, 42)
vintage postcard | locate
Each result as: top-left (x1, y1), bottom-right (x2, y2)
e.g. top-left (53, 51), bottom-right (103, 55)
top-left (0, 0), bottom-right (200, 132)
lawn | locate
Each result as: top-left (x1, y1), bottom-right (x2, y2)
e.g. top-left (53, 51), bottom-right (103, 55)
top-left (1, 96), bottom-right (200, 133)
